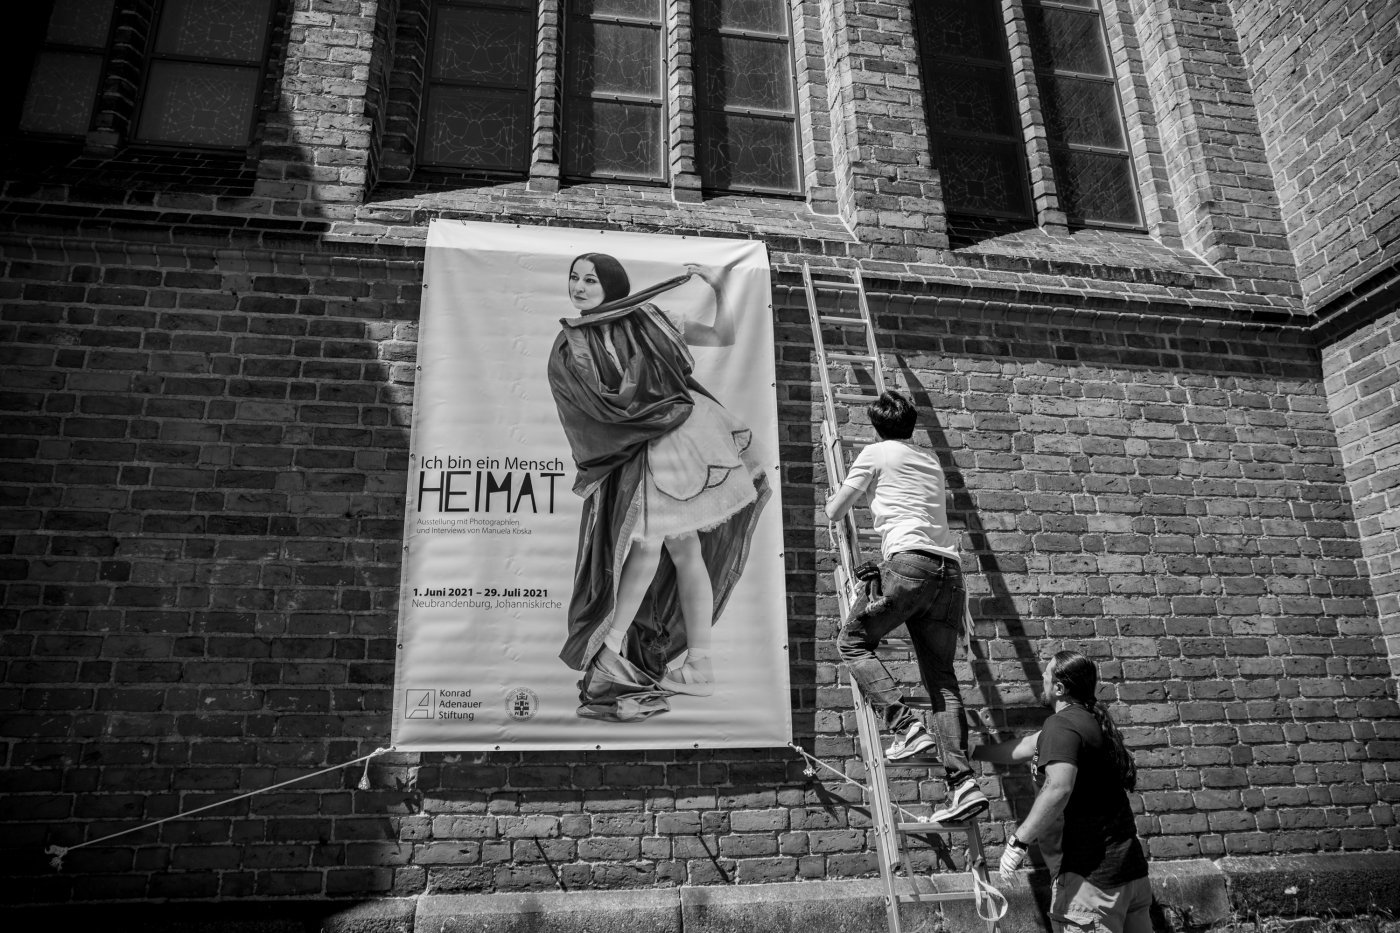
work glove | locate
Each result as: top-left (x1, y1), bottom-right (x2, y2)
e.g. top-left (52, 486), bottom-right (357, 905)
top-left (998, 841), bottom-right (1026, 882)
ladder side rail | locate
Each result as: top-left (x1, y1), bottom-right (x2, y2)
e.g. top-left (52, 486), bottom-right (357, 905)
top-left (810, 265), bottom-right (868, 610)
top-left (804, 264), bottom-right (844, 439)
top-left (854, 274), bottom-right (887, 393)
top-left (820, 421), bottom-right (864, 604)
top-left (829, 461), bottom-right (902, 919)
top-left (850, 678), bottom-right (904, 933)
top-left (810, 266), bottom-right (870, 585)
top-left (964, 822), bottom-right (1000, 933)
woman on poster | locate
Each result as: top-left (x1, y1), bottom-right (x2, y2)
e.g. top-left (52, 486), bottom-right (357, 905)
top-left (547, 253), bottom-right (770, 722)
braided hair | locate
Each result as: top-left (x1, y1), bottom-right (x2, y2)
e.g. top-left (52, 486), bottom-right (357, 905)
top-left (1049, 649), bottom-right (1137, 792)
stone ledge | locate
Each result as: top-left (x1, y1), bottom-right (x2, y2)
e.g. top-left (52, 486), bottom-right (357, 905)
top-left (4, 854), bottom-right (1397, 932)
top-left (681, 876), bottom-right (1034, 933)
top-left (416, 888), bottom-right (681, 933)
top-left (0, 900), bottom-right (416, 932)
top-left (325, 898), bottom-right (418, 933)
top-left (1150, 858), bottom-right (1233, 928)
top-left (1218, 853), bottom-right (1400, 918)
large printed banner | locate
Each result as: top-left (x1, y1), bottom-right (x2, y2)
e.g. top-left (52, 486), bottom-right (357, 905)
top-left (391, 220), bottom-right (792, 751)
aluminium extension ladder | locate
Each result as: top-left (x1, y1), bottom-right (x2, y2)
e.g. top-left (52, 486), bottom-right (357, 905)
top-left (804, 264), bottom-right (1002, 933)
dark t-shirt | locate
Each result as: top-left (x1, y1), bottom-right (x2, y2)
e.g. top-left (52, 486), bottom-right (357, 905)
top-left (1035, 704), bottom-right (1148, 886)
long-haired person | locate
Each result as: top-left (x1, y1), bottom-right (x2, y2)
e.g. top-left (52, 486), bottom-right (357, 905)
top-left (974, 649), bottom-right (1150, 933)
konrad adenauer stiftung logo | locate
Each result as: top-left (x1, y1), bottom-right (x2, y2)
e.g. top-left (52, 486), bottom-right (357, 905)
top-left (506, 687), bottom-right (539, 721)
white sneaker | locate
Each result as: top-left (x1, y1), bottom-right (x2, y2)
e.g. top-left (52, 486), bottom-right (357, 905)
top-left (929, 778), bottom-right (989, 823)
top-left (886, 722), bottom-right (936, 761)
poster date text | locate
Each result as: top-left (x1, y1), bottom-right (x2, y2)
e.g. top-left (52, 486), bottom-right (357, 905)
top-left (414, 587), bottom-right (550, 598)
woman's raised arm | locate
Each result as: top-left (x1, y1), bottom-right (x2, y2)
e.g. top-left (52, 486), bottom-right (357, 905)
top-left (677, 262), bottom-right (735, 347)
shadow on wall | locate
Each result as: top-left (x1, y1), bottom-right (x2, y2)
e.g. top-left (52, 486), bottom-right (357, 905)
top-left (782, 282), bottom-right (1047, 852)
top-left (898, 360), bottom-right (1046, 827)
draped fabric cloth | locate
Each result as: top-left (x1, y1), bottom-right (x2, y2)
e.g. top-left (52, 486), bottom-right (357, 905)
top-left (547, 293), bottom-right (770, 721)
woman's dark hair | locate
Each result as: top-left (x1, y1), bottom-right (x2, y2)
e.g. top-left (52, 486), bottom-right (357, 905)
top-left (571, 253), bottom-right (630, 304)
top-left (1050, 649), bottom-right (1137, 791)
top-left (868, 390), bottom-right (917, 439)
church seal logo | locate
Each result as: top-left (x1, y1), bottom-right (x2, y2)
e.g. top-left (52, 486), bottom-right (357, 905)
top-left (506, 687), bottom-right (539, 721)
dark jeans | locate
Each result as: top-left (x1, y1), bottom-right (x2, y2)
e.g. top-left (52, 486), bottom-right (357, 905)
top-left (838, 550), bottom-right (973, 788)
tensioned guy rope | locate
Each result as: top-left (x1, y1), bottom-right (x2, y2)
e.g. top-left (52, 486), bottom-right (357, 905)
top-left (45, 746), bottom-right (391, 871)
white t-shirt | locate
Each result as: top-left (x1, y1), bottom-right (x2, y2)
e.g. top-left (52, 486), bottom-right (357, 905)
top-left (841, 439), bottom-right (958, 561)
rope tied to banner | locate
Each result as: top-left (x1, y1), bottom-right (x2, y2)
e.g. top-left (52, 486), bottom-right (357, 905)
top-left (44, 746), bottom-right (391, 872)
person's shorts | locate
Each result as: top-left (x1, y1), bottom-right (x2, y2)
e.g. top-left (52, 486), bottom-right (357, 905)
top-left (1050, 873), bottom-right (1152, 933)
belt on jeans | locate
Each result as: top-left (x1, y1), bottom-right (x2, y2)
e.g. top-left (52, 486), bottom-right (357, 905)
top-left (898, 549), bottom-right (955, 564)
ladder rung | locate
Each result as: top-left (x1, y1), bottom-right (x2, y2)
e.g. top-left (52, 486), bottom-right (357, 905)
top-left (896, 819), bottom-right (980, 832)
top-left (833, 391), bottom-right (878, 404)
top-left (810, 277), bottom-right (861, 291)
top-left (894, 892), bottom-right (977, 904)
top-left (884, 755), bottom-right (940, 767)
top-left (828, 352), bottom-right (877, 363)
top-left (894, 891), bottom-right (978, 904)
top-left (818, 314), bottom-right (866, 326)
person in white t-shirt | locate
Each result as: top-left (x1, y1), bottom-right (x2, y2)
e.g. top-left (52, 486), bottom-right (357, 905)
top-left (824, 390), bottom-right (989, 823)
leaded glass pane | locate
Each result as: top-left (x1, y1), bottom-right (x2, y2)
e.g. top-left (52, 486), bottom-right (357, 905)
top-left (940, 139), bottom-right (1031, 217)
top-left (1026, 4), bottom-right (1108, 75)
top-left (699, 112), bottom-right (797, 191)
top-left (154, 0), bottom-right (274, 61)
top-left (423, 87), bottom-right (529, 169)
top-left (19, 51), bottom-right (102, 135)
top-left (927, 64), bottom-right (1020, 136)
top-left (565, 100), bottom-right (664, 178)
top-left (572, 0), bottom-right (660, 19)
top-left (696, 35), bottom-right (792, 111)
top-left (432, 6), bottom-right (533, 87)
top-left (47, 0), bottom-right (116, 47)
top-left (137, 61), bottom-right (260, 146)
top-left (695, 0), bottom-right (786, 36)
top-left (1051, 148), bottom-right (1139, 225)
top-left (569, 21), bottom-right (661, 97)
top-left (917, 0), bottom-right (1006, 61)
top-left (1038, 76), bottom-right (1124, 148)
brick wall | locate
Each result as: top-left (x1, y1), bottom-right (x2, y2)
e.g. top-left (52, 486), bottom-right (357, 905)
top-left (0, 232), bottom-right (420, 901)
top-left (256, 0), bottom-right (379, 206)
top-left (2, 232), bottom-right (1396, 900)
top-left (1322, 309), bottom-right (1400, 679)
top-left (1128, 0), bottom-right (1301, 298)
top-left (1231, 0), bottom-right (1400, 311)
top-left (2, 0), bottom-right (1398, 909)
top-left (796, 282), bottom-right (1396, 865)
top-left (821, 0), bottom-right (949, 258)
